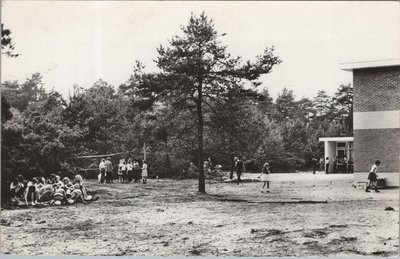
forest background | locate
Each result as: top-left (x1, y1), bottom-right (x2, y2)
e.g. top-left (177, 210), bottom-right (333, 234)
top-left (1, 16), bottom-right (353, 183)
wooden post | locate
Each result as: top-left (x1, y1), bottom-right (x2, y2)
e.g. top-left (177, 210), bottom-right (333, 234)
top-left (143, 142), bottom-right (147, 161)
top-left (143, 142), bottom-right (150, 161)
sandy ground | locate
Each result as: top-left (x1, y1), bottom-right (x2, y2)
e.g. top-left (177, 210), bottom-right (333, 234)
top-left (1, 172), bottom-right (398, 256)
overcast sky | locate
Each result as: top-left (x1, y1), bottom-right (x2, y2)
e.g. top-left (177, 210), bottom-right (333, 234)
top-left (2, 1), bottom-right (399, 99)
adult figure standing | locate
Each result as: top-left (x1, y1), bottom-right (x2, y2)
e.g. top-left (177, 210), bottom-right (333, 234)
top-left (325, 157), bottom-right (330, 174)
top-left (126, 159), bottom-right (133, 183)
top-left (312, 157), bottom-right (318, 174)
top-left (229, 154), bottom-right (235, 180)
top-left (348, 158), bottom-right (354, 173)
top-left (235, 157), bottom-right (244, 185)
top-left (332, 157), bottom-right (338, 174)
top-left (343, 157), bottom-right (348, 174)
top-left (133, 160), bottom-right (141, 183)
top-left (204, 159), bottom-right (210, 178)
top-left (104, 157), bottom-right (113, 184)
top-left (99, 158), bottom-right (106, 183)
top-left (207, 157), bottom-right (213, 174)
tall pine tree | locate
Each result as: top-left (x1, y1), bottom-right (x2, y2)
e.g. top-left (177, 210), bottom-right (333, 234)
top-left (131, 13), bottom-right (281, 193)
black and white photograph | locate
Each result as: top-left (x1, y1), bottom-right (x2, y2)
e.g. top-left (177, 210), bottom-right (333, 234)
top-left (1, 1), bottom-right (399, 256)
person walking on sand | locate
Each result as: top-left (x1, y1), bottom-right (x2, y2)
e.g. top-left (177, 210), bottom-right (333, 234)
top-left (142, 160), bottom-right (148, 184)
top-left (366, 160), bottom-right (381, 193)
top-left (105, 157), bottom-right (113, 184)
top-left (258, 162), bottom-right (271, 193)
top-left (235, 157), bottom-right (244, 185)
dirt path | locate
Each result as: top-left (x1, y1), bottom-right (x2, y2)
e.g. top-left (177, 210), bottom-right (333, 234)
top-left (1, 173), bottom-right (398, 256)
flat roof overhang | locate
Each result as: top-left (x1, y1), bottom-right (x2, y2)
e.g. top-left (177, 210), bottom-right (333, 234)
top-left (340, 59), bottom-right (400, 71)
top-left (319, 137), bottom-right (354, 142)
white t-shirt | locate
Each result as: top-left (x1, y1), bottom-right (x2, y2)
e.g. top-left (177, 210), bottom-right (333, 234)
top-left (119, 163), bottom-right (126, 171)
top-left (370, 164), bottom-right (378, 173)
top-left (99, 161), bottom-right (106, 170)
top-left (127, 163), bottom-right (133, 171)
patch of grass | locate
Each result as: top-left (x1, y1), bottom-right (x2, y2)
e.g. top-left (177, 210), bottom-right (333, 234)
top-left (328, 236), bottom-right (357, 245)
top-left (303, 229), bottom-right (329, 238)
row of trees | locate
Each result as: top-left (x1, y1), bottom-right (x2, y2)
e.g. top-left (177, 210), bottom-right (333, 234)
top-left (1, 14), bottom-right (352, 194)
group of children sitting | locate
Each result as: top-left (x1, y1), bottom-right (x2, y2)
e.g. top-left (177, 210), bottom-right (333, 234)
top-left (9, 174), bottom-right (98, 206)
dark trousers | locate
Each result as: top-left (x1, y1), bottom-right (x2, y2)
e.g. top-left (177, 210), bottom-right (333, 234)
top-left (133, 170), bottom-right (140, 182)
top-left (325, 163), bottom-right (329, 174)
top-left (313, 165), bottom-right (317, 174)
top-left (127, 170), bottom-right (133, 182)
top-left (106, 171), bottom-right (113, 183)
top-left (366, 180), bottom-right (378, 191)
top-left (100, 170), bottom-right (106, 183)
top-left (236, 171), bottom-right (242, 185)
top-left (343, 163), bottom-right (347, 173)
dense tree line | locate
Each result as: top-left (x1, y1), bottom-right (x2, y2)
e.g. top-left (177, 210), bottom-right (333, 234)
top-left (1, 15), bottom-right (352, 193)
top-left (1, 75), bottom-right (353, 176)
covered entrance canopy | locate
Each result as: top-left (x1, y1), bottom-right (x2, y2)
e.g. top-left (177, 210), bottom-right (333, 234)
top-left (319, 137), bottom-right (354, 174)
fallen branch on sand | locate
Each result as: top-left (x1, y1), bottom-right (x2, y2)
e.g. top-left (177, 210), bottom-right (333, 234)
top-left (217, 198), bottom-right (327, 204)
top-left (120, 194), bottom-right (150, 199)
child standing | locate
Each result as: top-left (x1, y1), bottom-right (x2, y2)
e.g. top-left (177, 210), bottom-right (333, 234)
top-left (133, 160), bottom-right (140, 183)
top-left (10, 177), bottom-right (24, 201)
top-left (25, 178), bottom-right (39, 205)
top-left (118, 159), bottom-right (126, 183)
top-left (126, 159), bottom-right (133, 183)
top-left (258, 162), bottom-right (271, 193)
top-left (142, 160), bottom-right (148, 184)
top-left (99, 158), bottom-right (106, 183)
top-left (366, 160), bottom-right (381, 193)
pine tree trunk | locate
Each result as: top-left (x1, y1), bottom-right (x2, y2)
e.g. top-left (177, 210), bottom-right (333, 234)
top-left (197, 80), bottom-right (205, 193)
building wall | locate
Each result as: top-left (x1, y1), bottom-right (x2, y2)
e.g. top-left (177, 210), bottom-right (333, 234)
top-left (353, 66), bottom-right (400, 187)
top-left (353, 66), bottom-right (400, 112)
top-left (353, 128), bottom-right (400, 172)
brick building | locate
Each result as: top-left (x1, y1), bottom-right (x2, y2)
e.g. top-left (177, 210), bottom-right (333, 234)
top-left (341, 59), bottom-right (400, 187)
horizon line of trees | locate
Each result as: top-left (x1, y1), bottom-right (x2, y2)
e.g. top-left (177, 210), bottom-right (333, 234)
top-left (1, 72), bottom-right (353, 174)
